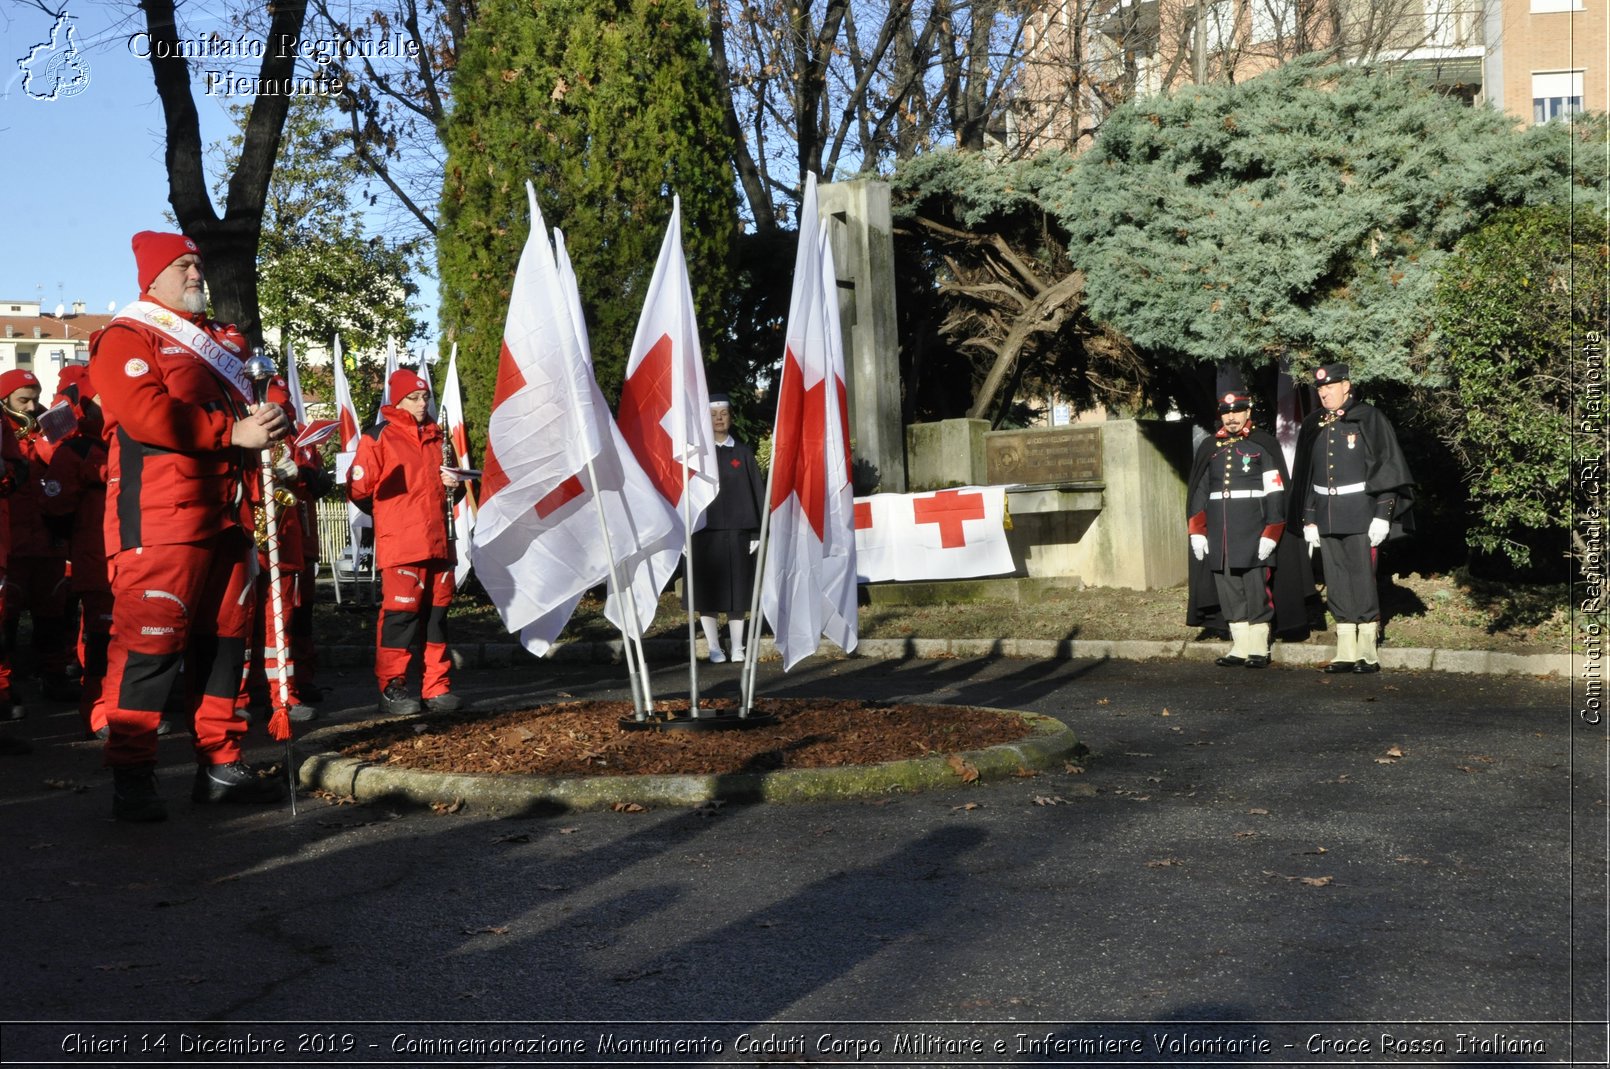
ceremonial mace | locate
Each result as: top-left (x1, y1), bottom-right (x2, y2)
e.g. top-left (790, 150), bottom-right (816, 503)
top-left (246, 350), bottom-right (297, 816)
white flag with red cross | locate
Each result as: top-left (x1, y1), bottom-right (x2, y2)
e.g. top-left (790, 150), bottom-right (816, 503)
top-left (852, 486), bottom-right (1015, 583)
top-left (439, 343), bottom-right (478, 589)
top-left (760, 173), bottom-right (858, 669)
top-left (617, 196), bottom-right (719, 533)
top-left (470, 183), bottom-right (680, 654)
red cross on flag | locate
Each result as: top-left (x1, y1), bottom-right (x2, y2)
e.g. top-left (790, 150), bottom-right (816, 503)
top-left (617, 196), bottom-right (719, 533)
top-left (759, 174), bottom-right (858, 669)
top-left (471, 183), bottom-right (681, 655)
top-left (852, 486), bottom-right (1015, 582)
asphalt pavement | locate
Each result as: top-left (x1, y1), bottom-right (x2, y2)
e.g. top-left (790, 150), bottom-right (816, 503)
top-left (0, 648), bottom-right (1603, 1068)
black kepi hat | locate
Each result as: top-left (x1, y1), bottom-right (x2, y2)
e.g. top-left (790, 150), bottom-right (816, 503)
top-left (1215, 364), bottom-right (1252, 413)
top-left (1313, 362), bottom-right (1350, 386)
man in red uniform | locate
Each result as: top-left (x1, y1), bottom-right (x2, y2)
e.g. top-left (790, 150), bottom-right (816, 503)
top-left (90, 230), bottom-right (290, 822)
top-left (0, 412), bottom-right (28, 751)
top-left (0, 369), bottom-right (77, 704)
top-left (39, 364), bottom-right (119, 738)
top-left (348, 369), bottom-right (462, 715)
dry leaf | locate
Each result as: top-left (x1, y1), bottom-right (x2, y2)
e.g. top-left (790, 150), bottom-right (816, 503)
top-left (1033, 795), bottom-right (1066, 806)
top-left (947, 754), bottom-right (979, 783)
top-left (430, 798), bottom-right (465, 814)
top-left (1096, 698), bottom-right (1111, 705)
top-left (493, 833), bottom-right (531, 844)
top-left (1247, 807), bottom-right (1270, 815)
top-left (1146, 857), bottom-right (1184, 868)
top-left (558, 826), bottom-right (579, 835)
top-left (1455, 765), bottom-right (1480, 774)
top-left (1298, 876), bottom-right (1334, 887)
top-left (1303, 847), bottom-right (1329, 855)
top-left (1160, 708), bottom-right (1171, 716)
top-left (1234, 830), bottom-right (1257, 840)
top-left (1374, 757), bottom-right (1397, 765)
top-left (610, 802), bottom-right (647, 813)
top-left (1012, 766), bottom-right (1039, 778)
top-left (1123, 751), bottom-right (1155, 757)
top-left (1064, 763), bottom-right (1085, 774)
top-left (1393, 855), bottom-right (1430, 865)
top-left (461, 925), bottom-right (510, 935)
top-left (952, 802), bottom-right (981, 812)
top-left (1385, 745), bottom-right (1405, 758)
top-left (43, 779), bottom-right (87, 793)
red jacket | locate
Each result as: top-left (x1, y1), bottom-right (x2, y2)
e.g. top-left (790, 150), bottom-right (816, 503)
top-left (8, 430), bottom-right (64, 559)
top-left (40, 435), bottom-right (108, 593)
top-left (347, 406), bottom-right (454, 568)
top-left (0, 416), bottom-right (24, 571)
top-left (89, 301), bottom-right (256, 550)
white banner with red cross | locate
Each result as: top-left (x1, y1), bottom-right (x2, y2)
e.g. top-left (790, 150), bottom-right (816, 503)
top-left (852, 486), bottom-right (1015, 583)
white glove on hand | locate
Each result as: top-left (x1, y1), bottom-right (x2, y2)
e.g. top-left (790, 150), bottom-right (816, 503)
top-left (748, 540), bottom-right (760, 555)
top-left (1190, 534), bottom-right (1208, 561)
top-left (1368, 517), bottom-right (1390, 547)
top-left (1303, 524), bottom-right (1321, 548)
top-left (272, 453), bottom-right (299, 483)
top-left (1257, 536), bottom-right (1276, 561)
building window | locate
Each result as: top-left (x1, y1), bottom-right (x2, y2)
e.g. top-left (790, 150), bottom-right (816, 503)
top-left (1532, 71), bottom-right (1583, 123)
top-left (1530, 0), bottom-right (1583, 12)
top-left (1250, 0), bottom-right (1295, 43)
top-left (16, 350), bottom-right (32, 368)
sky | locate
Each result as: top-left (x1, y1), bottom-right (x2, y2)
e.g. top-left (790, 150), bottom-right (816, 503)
top-left (1, 1), bottom-right (436, 324)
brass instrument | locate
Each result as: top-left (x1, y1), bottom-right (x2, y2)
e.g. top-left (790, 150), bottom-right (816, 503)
top-left (4, 405), bottom-right (38, 442)
top-left (253, 441), bottom-right (299, 550)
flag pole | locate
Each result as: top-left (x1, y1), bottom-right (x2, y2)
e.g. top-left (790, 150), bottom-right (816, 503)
top-left (739, 382), bottom-right (789, 717)
top-left (683, 452), bottom-right (700, 714)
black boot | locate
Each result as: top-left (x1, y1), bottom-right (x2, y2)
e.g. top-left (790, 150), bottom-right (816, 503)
top-left (192, 760), bottom-right (287, 804)
top-left (113, 764), bottom-right (168, 822)
top-left (378, 678), bottom-right (420, 715)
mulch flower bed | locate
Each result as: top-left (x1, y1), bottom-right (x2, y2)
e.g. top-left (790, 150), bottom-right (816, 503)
top-left (338, 698), bottom-right (1031, 777)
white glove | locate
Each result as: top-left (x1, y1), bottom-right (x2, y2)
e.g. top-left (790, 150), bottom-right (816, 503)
top-left (1368, 517), bottom-right (1390, 547)
top-left (1190, 534), bottom-right (1208, 561)
top-left (1257, 536), bottom-right (1276, 561)
top-left (1303, 524), bottom-right (1321, 547)
top-left (748, 540), bottom-right (760, 555)
top-left (272, 453), bottom-right (299, 483)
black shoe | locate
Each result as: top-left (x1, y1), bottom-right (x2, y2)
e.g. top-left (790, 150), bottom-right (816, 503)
top-left (40, 675), bottom-right (81, 702)
top-left (1245, 654), bottom-right (1270, 669)
top-left (88, 725), bottom-right (110, 742)
top-left (156, 719), bottom-right (173, 737)
top-left (1353, 660), bottom-right (1381, 674)
top-left (288, 704), bottom-right (318, 723)
top-left (423, 692), bottom-right (462, 713)
top-left (1323, 661), bottom-right (1354, 674)
top-left (0, 733), bottom-right (31, 756)
top-left (0, 698), bottom-right (22, 721)
top-left (192, 760), bottom-right (287, 804)
top-left (378, 679), bottom-right (420, 716)
top-left (1214, 654), bottom-right (1248, 667)
top-left (113, 765), bottom-right (167, 822)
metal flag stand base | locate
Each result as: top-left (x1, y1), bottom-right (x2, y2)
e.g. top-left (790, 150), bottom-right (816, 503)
top-left (618, 706), bottom-right (779, 733)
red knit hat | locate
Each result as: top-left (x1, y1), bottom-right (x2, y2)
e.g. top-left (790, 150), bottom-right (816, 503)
top-left (0, 369), bottom-right (41, 400)
top-left (54, 364), bottom-right (93, 406)
top-left (132, 230), bottom-right (201, 294)
top-left (388, 369), bottom-right (429, 400)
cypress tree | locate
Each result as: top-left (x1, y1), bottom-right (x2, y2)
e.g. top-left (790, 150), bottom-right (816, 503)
top-left (439, 0), bottom-right (738, 439)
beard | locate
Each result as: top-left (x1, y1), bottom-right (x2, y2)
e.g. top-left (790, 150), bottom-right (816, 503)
top-left (179, 287), bottom-right (207, 314)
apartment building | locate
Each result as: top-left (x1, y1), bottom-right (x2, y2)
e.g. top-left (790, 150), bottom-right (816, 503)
top-left (0, 298), bottom-right (109, 401)
top-left (1010, 0), bottom-right (1604, 154)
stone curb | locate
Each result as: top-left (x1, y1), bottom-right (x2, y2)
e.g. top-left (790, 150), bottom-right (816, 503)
top-left (295, 708), bottom-right (1080, 813)
top-left (320, 638), bottom-right (1570, 678)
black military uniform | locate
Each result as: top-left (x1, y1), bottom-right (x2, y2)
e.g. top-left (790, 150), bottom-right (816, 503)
top-left (1290, 361), bottom-right (1414, 673)
top-left (1186, 367), bottom-right (1299, 667)
top-left (686, 395), bottom-right (765, 662)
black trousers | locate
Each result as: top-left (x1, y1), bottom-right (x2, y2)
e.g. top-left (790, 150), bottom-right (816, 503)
top-left (1319, 533), bottom-right (1379, 623)
top-left (1211, 566), bottom-right (1273, 624)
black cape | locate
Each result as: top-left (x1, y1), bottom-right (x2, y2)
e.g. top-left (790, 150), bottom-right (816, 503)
top-left (1185, 426), bottom-right (1316, 638)
top-left (1288, 399), bottom-right (1416, 539)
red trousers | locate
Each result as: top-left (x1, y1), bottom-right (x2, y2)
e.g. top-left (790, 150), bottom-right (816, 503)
top-left (77, 589), bottom-right (113, 735)
top-left (102, 531), bottom-right (254, 768)
top-left (3, 554), bottom-right (70, 681)
top-left (376, 560), bottom-right (454, 698)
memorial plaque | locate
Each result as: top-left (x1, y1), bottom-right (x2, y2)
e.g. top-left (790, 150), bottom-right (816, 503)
top-left (984, 426), bottom-right (1103, 487)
